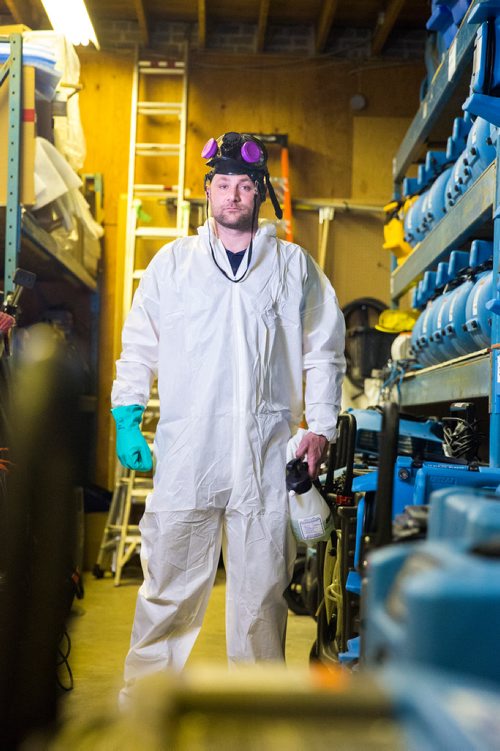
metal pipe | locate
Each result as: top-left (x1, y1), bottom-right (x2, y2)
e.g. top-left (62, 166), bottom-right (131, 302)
top-left (293, 198), bottom-right (385, 215)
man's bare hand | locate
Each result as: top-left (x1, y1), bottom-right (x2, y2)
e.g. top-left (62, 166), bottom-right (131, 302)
top-left (295, 431), bottom-right (329, 479)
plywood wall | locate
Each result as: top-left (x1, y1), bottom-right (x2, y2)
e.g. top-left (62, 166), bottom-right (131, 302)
top-left (78, 49), bottom-right (134, 487)
top-left (77, 48), bottom-right (424, 486)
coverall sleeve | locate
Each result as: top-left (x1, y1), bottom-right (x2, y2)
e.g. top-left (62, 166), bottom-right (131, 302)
top-left (301, 254), bottom-right (346, 442)
top-left (111, 266), bottom-right (161, 408)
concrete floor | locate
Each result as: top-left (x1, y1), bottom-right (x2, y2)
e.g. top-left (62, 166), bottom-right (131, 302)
top-left (61, 566), bottom-right (317, 724)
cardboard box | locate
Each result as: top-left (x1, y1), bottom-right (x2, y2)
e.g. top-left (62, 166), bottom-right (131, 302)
top-left (0, 64), bottom-right (36, 206)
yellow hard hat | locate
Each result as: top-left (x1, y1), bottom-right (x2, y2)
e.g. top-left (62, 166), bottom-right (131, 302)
top-left (375, 309), bottom-right (419, 333)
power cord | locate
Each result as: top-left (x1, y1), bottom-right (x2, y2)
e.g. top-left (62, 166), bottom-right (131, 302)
top-left (56, 630), bottom-right (74, 692)
top-left (442, 416), bottom-right (485, 461)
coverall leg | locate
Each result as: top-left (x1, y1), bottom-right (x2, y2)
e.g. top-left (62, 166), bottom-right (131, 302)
top-left (123, 508), bottom-right (224, 683)
top-left (224, 506), bottom-right (296, 663)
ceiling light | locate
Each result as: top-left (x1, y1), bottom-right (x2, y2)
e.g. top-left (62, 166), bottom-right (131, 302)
top-left (40, 0), bottom-right (100, 49)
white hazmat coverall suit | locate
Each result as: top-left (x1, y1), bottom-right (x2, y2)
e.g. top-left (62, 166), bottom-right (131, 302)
top-left (111, 218), bottom-right (345, 682)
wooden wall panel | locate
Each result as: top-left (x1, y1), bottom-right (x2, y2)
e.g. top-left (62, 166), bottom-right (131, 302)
top-left (323, 213), bottom-right (391, 307)
top-left (78, 49), bottom-right (133, 487)
top-left (351, 116), bottom-right (412, 202)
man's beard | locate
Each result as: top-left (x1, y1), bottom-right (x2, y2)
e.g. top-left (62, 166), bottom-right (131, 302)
top-left (212, 204), bottom-right (255, 232)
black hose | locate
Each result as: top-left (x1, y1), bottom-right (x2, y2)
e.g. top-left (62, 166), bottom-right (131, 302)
top-left (374, 402), bottom-right (399, 548)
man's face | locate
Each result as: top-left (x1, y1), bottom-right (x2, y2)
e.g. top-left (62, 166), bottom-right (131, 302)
top-left (208, 173), bottom-right (259, 232)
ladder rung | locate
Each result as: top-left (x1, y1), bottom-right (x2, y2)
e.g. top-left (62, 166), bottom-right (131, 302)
top-left (138, 101), bottom-right (183, 116)
top-left (135, 227), bottom-right (182, 238)
top-left (133, 183), bottom-right (179, 198)
top-left (139, 66), bottom-right (185, 76)
top-left (136, 143), bottom-right (181, 156)
top-left (130, 490), bottom-right (150, 498)
top-left (134, 183), bottom-right (179, 191)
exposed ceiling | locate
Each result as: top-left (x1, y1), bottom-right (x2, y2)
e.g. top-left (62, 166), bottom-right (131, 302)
top-left (0, 0), bottom-right (430, 54)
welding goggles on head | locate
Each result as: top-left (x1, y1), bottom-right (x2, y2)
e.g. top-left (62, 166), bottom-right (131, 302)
top-left (202, 132), bottom-right (283, 219)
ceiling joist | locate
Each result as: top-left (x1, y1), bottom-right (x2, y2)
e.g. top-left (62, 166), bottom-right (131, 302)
top-left (256, 0), bottom-right (270, 53)
top-left (315, 0), bottom-right (339, 54)
top-left (198, 0), bottom-right (206, 50)
top-left (5, 0), bottom-right (39, 28)
top-left (133, 0), bottom-right (150, 47)
top-left (371, 0), bottom-right (406, 56)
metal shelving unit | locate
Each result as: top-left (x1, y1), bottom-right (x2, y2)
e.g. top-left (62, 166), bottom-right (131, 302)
top-left (20, 212), bottom-right (97, 291)
top-left (1, 36), bottom-right (98, 294)
top-left (393, 8), bottom-right (478, 185)
top-left (390, 0), bottom-right (500, 465)
top-left (399, 350), bottom-right (490, 406)
top-left (391, 163), bottom-right (495, 299)
top-left (0, 35), bottom-right (100, 477)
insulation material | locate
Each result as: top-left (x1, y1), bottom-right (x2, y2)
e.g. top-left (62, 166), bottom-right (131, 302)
top-left (24, 30), bottom-right (86, 169)
top-left (34, 137), bottom-right (103, 240)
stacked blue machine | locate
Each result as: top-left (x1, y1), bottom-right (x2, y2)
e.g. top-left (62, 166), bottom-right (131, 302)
top-left (402, 2), bottom-right (500, 368)
top-left (364, 483), bottom-right (500, 750)
top-left (410, 239), bottom-right (496, 365)
top-left (363, 485), bottom-right (500, 688)
top-left (334, 408), bottom-right (500, 664)
top-left (463, 0), bottom-right (500, 127)
top-left (426, 1), bottom-right (473, 56)
top-left (403, 115), bottom-right (498, 249)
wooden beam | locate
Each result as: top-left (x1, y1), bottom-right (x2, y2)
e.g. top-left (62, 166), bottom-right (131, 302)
top-left (133, 0), bottom-right (150, 47)
top-left (198, 0), bottom-right (206, 50)
top-left (4, 0), bottom-right (38, 27)
top-left (256, 0), bottom-right (270, 53)
top-left (371, 0), bottom-right (406, 56)
top-left (315, 0), bottom-right (339, 54)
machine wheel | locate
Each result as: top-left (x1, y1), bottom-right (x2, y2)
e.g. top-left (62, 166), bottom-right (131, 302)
top-left (284, 556), bottom-right (310, 616)
top-left (92, 564), bottom-right (105, 580)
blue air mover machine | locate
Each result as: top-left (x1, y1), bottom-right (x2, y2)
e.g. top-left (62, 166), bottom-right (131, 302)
top-left (424, 165), bottom-right (453, 232)
top-left (465, 263), bottom-right (494, 348)
top-left (415, 272), bottom-right (442, 367)
top-left (446, 113), bottom-right (473, 161)
top-left (427, 485), bottom-right (500, 543)
top-left (363, 486), bottom-right (500, 687)
top-left (463, 1), bottom-right (500, 126)
top-left (442, 239), bottom-right (493, 357)
top-left (445, 152), bottom-right (468, 210)
top-left (311, 405), bottom-right (441, 666)
top-left (423, 151), bottom-right (450, 190)
top-left (427, 0), bottom-right (473, 55)
top-left (425, 261), bottom-right (452, 363)
top-left (461, 116), bottom-right (497, 185)
top-left (404, 191), bottom-right (430, 247)
top-left (442, 118), bottom-right (497, 209)
top-left (314, 397), bottom-right (500, 668)
top-left (410, 282), bottom-right (427, 362)
top-left (434, 249), bottom-right (471, 360)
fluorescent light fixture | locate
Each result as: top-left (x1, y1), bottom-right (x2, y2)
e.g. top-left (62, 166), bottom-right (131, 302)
top-left (41, 0), bottom-right (100, 49)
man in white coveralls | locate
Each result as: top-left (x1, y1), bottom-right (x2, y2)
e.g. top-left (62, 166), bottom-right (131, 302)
top-left (111, 131), bottom-right (345, 695)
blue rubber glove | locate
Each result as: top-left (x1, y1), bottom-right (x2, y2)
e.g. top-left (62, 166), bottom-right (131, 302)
top-left (111, 404), bottom-right (153, 472)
